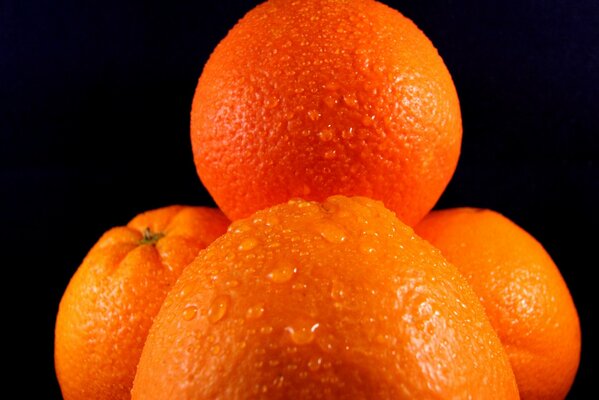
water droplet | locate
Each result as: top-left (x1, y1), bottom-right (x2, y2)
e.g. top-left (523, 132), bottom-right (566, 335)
top-left (324, 81), bottom-right (339, 91)
top-left (362, 115), bottom-right (375, 127)
top-left (317, 335), bottom-right (336, 352)
top-left (307, 109), bottom-right (320, 121)
top-left (317, 222), bottom-right (347, 243)
top-left (286, 318), bottom-right (320, 345)
top-left (292, 282), bottom-right (307, 291)
top-left (208, 295), bottom-right (230, 324)
top-left (267, 262), bottom-right (297, 283)
top-left (246, 304), bottom-right (265, 319)
top-left (302, 184), bottom-right (311, 196)
top-left (225, 252), bottom-right (236, 261)
top-left (225, 279), bottom-right (240, 288)
top-left (269, 359), bottom-right (281, 367)
top-left (324, 150), bottom-right (336, 159)
top-left (252, 383), bottom-right (261, 395)
top-left (260, 326), bottom-right (274, 335)
top-left (265, 97), bottom-right (279, 109)
top-left (273, 375), bottom-right (285, 388)
top-left (182, 305), bottom-right (197, 321)
top-left (343, 93), bottom-right (359, 108)
top-left (228, 221), bottom-right (251, 234)
top-left (376, 334), bottom-right (387, 344)
top-left (330, 280), bottom-right (345, 300)
top-left (255, 347), bottom-right (266, 355)
top-left (323, 95), bottom-right (337, 108)
top-left (178, 285), bottom-right (191, 298)
top-left (318, 128), bottom-right (334, 142)
top-left (265, 214), bottom-right (280, 227)
top-left (297, 200), bottom-right (315, 209)
top-left (211, 345), bottom-right (221, 355)
top-left (238, 237), bottom-right (259, 251)
top-left (308, 356), bottom-right (322, 371)
top-left (359, 241), bottom-right (376, 254)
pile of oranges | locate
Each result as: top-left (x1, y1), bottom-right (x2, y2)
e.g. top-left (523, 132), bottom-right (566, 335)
top-left (55, 1), bottom-right (580, 399)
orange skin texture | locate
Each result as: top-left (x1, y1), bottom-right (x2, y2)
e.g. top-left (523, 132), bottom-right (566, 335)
top-left (191, 0), bottom-right (462, 226)
top-left (415, 208), bottom-right (581, 400)
top-left (54, 206), bottom-right (230, 400)
top-left (132, 196), bottom-right (518, 399)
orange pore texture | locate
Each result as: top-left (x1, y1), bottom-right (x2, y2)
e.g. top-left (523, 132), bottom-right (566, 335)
top-left (54, 206), bottom-right (229, 400)
top-left (415, 208), bottom-right (581, 400)
top-left (191, 0), bottom-right (462, 225)
top-left (132, 196), bottom-right (517, 399)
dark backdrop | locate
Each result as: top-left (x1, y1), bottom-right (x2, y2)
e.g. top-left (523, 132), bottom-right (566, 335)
top-left (1, 0), bottom-right (597, 397)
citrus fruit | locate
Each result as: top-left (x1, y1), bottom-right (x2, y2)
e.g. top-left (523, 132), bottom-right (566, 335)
top-left (191, 0), bottom-right (462, 225)
top-left (132, 196), bottom-right (517, 399)
top-left (415, 208), bottom-right (580, 400)
top-left (54, 206), bottom-right (229, 400)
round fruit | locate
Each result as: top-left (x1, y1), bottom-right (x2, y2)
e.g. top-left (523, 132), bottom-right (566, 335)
top-left (55, 206), bottom-right (229, 400)
top-left (191, 0), bottom-right (461, 225)
top-left (415, 208), bottom-right (580, 400)
top-left (132, 196), bottom-right (517, 399)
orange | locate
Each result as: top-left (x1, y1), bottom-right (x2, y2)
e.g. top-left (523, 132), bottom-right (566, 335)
top-left (132, 196), bottom-right (517, 399)
top-left (191, 0), bottom-right (461, 226)
top-left (415, 208), bottom-right (580, 400)
top-left (54, 206), bottom-right (229, 400)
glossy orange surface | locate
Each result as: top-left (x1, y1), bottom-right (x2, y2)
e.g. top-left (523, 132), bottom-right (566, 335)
top-left (416, 208), bottom-right (580, 400)
top-left (191, 0), bottom-right (462, 225)
top-left (133, 196), bottom-right (517, 399)
top-left (55, 206), bottom-right (229, 400)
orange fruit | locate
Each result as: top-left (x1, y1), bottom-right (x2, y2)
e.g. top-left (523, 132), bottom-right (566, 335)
top-left (132, 196), bottom-right (517, 399)
top-left (54, 206), bottom-right (229, 400)
top-left (191, 0), bottom-right (461, 225)
top-left (415, 208), bottom-right (580, 400)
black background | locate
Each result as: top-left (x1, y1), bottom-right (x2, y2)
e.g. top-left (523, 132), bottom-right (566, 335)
top-left (1, 0), bottom-right (597, 397)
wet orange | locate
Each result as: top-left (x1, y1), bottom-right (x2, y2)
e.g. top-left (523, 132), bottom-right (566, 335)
top-left (54, 206), bottom-right (229, 400)
top-left (191, 0), bottom-right (461, 225)
top-left (132, 196), bottom-right (517, 399)
top-left (416, 208), bottom-right (580, 400)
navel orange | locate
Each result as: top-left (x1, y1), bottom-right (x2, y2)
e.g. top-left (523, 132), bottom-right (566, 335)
top-left (55, 206), bottom-right (229, 400)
